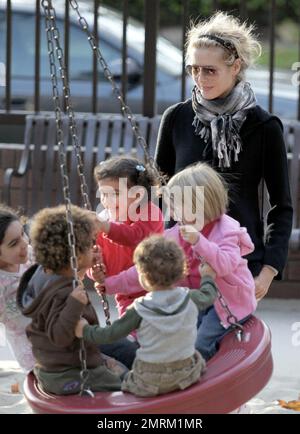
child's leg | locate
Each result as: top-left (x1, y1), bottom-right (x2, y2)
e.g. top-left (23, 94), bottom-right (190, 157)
top-left (34, 364), bottom-right (122, 395)
top-left (100, 337), bottom-right (139, 369)
top-left (195, 306), bottom-right (228, 361)
top-left (196, 309), bottom-right (253, 361)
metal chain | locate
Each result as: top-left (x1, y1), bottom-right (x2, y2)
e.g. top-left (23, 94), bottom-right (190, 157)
top-left (95, 284), bottom-right (111, 326)
top-left (196, 253), bottom-right (244, 342)
top-left (217, 290), bottom-right (244, 342)
top-left (68, 0), bottom-right (167, 188)
top-left (41, 0), bottom-right (112, 327)
top-left (43, 1), bottom-right (91, 210)
top-left (41, 0), bottom-right (94, 397)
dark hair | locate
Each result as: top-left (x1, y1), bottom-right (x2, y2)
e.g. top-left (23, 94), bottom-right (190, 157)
top-left (133, 235), bottom-right (187, 289)
top-left (30, 205), bottom-right (95, 273)
top-left (94, 156), bottom-right (158, 197)
top-left (0, 204), bottom-right (20, 245)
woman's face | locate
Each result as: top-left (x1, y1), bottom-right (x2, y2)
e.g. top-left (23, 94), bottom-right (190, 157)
top-left (188, 46), bottom-right (241, 100)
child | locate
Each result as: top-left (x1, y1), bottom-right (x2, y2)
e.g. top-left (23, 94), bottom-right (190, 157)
top-left (0, 204), bottom-right (34, 372)
top-left (16, 205), bottom-right (132, 395)
top-left (90, 156), bottom-right (164, 318)
top-left (75, 235), bottom-right (217, 397)
top-left (99, 163), bottom-right (256, 361)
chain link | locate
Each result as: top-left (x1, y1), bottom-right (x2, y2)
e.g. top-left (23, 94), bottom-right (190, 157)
top-left (41, 0), bottom-right (94, 397)
top-left (95, 284), bottom-right (111, 326)
top-left (68, 0), bottom-right (167, 188)
top-left (43, 1), bottom-right (91, 211)
top-left (217, 290), bottom-right (244, 341)
top-left (42, 0), bottom-right (112, 324)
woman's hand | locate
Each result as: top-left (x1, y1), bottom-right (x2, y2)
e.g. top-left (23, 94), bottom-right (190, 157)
top-left (75, 318), bottom-right (89, 338)
top-left (254, 266), bottom-right (276, 300)
top-left (180, 225), bottom-right (199, 245)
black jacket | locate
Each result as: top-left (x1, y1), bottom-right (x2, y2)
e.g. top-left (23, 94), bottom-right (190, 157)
top-left (155, 100), bottom-right (293, 279)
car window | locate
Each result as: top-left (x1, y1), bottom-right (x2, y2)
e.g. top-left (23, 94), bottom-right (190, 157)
top-left (0, 10), bottom-right (122, 82)
top-left (0, 11), bottom-right (5, 84)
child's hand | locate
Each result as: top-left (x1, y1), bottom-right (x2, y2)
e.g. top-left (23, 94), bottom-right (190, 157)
top-left (92, 244), bottom-right (103, 264)
top-left (91, 245), bottom-right (106, 283)
top-left (200, 262), bottom-right (216, 279)
top-left (180, 225), bottom-right (199, 245)
top-left (88, 211), bottom-right (105, 233)
top-left (90, 211), bottom-right (110, 234)
top-left (71, 284), bottom-right (88, 305)
top-left (75, 318), bottom-right (89, 338)
top-left (94, 282), bottom-right (106, 298)
top-left (91, 262), bottom-right (106, 284)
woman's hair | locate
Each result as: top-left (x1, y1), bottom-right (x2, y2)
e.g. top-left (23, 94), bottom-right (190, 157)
top-left (30, 205), bottom-right (95, 273)
top-left (134, 235), bottom-right (187, 289)
top-left (167, 163), bottom-right (228, 222)
top-left (94, 156), bottom-right (158, 197)
top-left (185, 11), bottom-right (261, 81)
top-left (0, 204), bottom-right (20, 245)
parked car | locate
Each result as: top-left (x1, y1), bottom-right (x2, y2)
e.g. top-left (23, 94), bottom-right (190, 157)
top-left (0, 0), bottom-right (298, 118)
top-left (0, 0), bottom-right (193, 114)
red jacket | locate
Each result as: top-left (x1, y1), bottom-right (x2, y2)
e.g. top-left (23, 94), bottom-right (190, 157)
top-left (91, 201), bottom-right (164, 316)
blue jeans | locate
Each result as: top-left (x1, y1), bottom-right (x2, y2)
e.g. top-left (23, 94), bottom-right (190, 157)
top-left (100, 338), bottom-right (139, 369)
top-left (195, 306), bottom-right (250, 361)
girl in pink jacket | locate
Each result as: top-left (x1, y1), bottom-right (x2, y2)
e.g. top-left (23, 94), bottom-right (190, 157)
top-left (101, 163), bottom-right (256, 360)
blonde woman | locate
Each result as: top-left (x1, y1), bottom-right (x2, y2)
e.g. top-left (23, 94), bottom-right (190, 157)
top-left (155, 12), bottom-right (292, 300)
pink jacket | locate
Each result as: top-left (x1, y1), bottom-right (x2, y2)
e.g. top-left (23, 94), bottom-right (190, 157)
top-left (105, 214), bottom-right (257, 328)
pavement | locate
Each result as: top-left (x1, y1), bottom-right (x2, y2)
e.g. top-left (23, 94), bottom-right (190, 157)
top-left (0, 296), bottom-right (299, 414)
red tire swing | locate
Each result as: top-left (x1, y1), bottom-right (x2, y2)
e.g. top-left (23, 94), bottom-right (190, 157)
top-left (24, 316), bottom-right (272, 414)
top-left (23, 0), bottom-right (273, 414)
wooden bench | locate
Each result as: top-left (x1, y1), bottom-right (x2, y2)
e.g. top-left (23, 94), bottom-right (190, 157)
top-left (1, 113), bottom-right (161, 216)
top-left (1, 115), bottom-right (300, 250)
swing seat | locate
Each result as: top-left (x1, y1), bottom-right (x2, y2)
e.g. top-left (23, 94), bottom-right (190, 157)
top-left (23, 316), bottom-right (272, 414)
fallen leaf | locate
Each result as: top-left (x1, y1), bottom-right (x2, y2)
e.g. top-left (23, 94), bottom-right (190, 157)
top-left (278, 399), bottom-right (300, 411)
top-left (10, 382), bottom-right (20, 394)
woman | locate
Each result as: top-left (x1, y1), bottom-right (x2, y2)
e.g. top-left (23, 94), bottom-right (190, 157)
top-left (155, 12), bottom-right (293, 300)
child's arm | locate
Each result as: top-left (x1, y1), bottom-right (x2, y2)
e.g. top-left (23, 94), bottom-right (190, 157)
top-left (75, 306), bottom-right (141, 344)
top-left (96, 204), bottom-right (164, 247)
top-left (107, 218), bottom-right (164, 247)
top-left (189, 268), bottom-right (218, 311)
top-left (45, 284), bottom-right (88, 347)
top-left (180, 225), bottom-right (245, 277)
top-left (104, 265), bottom-right (143, 295)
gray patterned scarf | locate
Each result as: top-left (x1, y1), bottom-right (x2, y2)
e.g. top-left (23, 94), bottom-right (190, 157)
top-left (192, 81), bottom-right (257, 169)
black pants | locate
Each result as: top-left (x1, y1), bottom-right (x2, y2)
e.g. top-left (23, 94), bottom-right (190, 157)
top-left (100, 337), bottom-right (139, 369)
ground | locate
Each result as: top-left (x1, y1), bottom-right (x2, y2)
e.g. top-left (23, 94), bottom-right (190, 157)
top-left (0, 296), bottom-right (299, 414)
